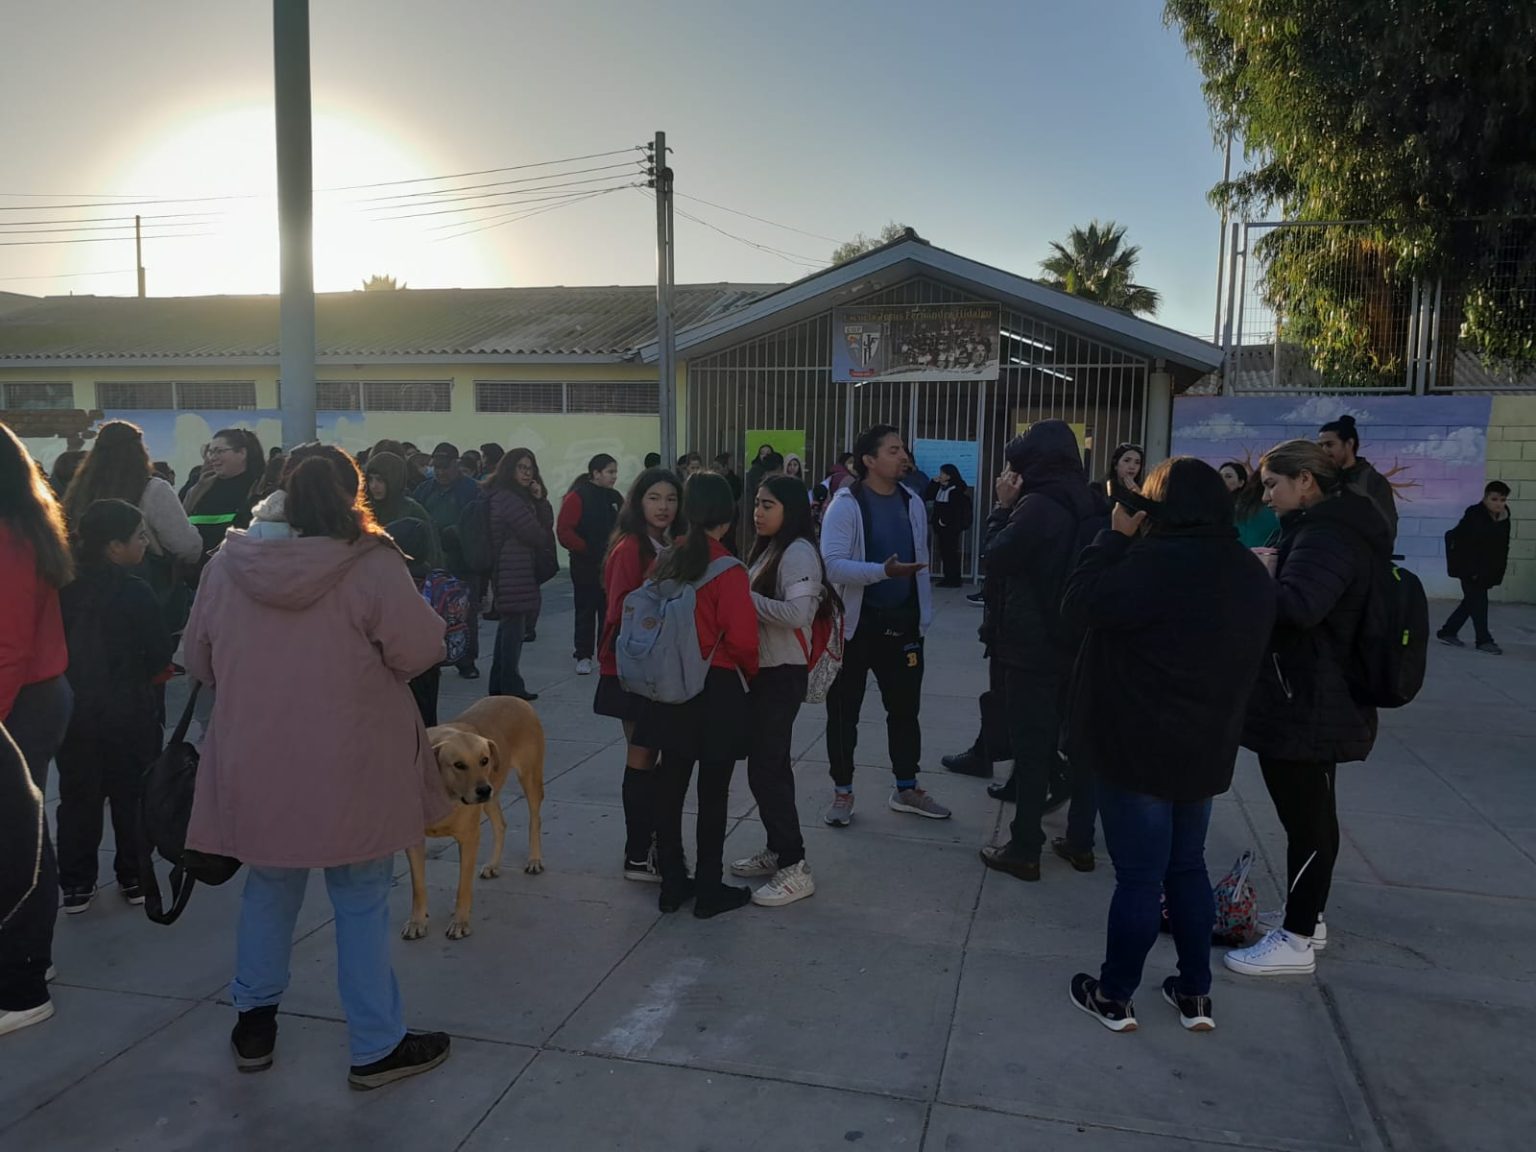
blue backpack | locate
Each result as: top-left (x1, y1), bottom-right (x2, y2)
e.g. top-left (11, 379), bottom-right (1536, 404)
top-left (616, 555), bottom-right (742, 704)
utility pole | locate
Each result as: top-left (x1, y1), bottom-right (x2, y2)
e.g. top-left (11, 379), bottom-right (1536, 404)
top-left (274, 0), bottom-right (316, 450)
top-left (1212, 128), bottom-right (1233, 344)
top-left (134, 215), bottom-right (145, 298)
top-left (649, 132), bottom-right (677, 467)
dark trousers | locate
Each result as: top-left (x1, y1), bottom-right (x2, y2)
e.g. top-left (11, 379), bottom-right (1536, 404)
top-left (1061, 751), bottom-right (1098, 854)
top-left (487, 612), bottom-right (528, 697)
top-left (655, 756), bottom-right (735, 892)
top-left (1097, 780), bottom-right (1215, 1002)
top-left (1259, 756), bottom-right (1338, 937)
top-left (0, 676), bottom-right (72, 1011)
top-left (457, 572), bottom-right (483, 672)
top-left (408, 666), bottom-right (441, 728)
top-left (747, 665), bottom-right (808, 868)
top-left (825, 610), bottom-right (924, 785)
top-left (1442, 579), bottom-right (1493, 644)
top-left (966, 657), bottom-right (1012, 762)
top-left (936, 527), bottom-right (964, 584)
top-left (55, 727), bottom-right (157, 891)
top-left (572, 579), bottom-right (606, 661)
top-left (1004, 663), bottom-right (1063, 857)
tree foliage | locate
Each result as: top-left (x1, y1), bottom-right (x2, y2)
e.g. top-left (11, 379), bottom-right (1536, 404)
top-left (1038, 220), bottom-right (1162, 316)
top-left (830, 222), bottom-right (912, 266)
top-left (361, 274), bottom-right (405, 291)
top-left (1166, 0), bottom-right (1536, 382)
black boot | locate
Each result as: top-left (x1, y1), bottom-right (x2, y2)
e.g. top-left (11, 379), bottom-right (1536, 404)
top-left (987, 773), bottom-right (1018, 803)
top-left (942, 746), bottom-right (994, 778)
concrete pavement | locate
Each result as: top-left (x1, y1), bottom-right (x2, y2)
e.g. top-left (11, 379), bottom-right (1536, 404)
top-left (4, 584), bottom-right (1534, 1151)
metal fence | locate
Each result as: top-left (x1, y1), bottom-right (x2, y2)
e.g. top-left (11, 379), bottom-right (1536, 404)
top-left (686, 277), bottom-right (1148, 577)
top-left (1220, 218), bottom-right (1536, 394)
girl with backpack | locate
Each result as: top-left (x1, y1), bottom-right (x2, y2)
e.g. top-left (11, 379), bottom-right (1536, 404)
top-left (595, 467), bottom-right (680, 884)
top-left (54, 499), bottom-right (175, 914)
top-left (632, 473), bottom-right (760, 919)
top-left (1227, 439), bottom-right (1387, 978)
top-left (557, 454), bottom-right (623, 676)
top-left (729, 475), bottom-right (836, 908)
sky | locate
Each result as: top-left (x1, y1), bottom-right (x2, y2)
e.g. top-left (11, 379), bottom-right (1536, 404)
top-left (0, 0), bottom-right (1229, 339)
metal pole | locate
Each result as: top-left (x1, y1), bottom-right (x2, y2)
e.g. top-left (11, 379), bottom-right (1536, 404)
top-left (653, 131), bottom-right (677, 468)
top-left (274, 0), bottom-right (316, 450)
top-left (134, 215), bottom-right (145, 298)
top-left (1426, 277), bottom-right (1444, 392)
top-left (1212, 129), bottom-right (1232, 344)
top-left (1221, 221), bottom-right (1240, 393)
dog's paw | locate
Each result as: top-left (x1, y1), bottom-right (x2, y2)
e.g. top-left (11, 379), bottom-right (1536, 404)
top-left (524, 859), bottom-right (545, 875)
top-left (401, 918), bottom-right (429, 941)
top-left (446, 918), bottom-right (473, 940)
top-left (479, 863), bottom-right (501, 879)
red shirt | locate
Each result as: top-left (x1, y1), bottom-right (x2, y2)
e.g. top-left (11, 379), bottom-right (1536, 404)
top-left (0, 522), bottom-right (68, 721)
top-left (599, 534), bottom-right (655, 678)
top-left (692, 537), bottom-right (759, 679)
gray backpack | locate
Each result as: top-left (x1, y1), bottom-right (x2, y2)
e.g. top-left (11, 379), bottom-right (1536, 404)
top-left (617, 555), bottom-right (742, 704)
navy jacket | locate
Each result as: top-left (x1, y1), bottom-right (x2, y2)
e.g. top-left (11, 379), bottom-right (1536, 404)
top-left (1446, 503), bottom-right (1510, 587)
top-left (1063, 527), bottom-right (1276, 802)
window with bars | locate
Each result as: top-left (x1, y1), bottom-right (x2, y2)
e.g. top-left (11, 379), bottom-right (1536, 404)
top-left (1, 382), bottom-right (75, 410)
top-left (315, 381), bottom-right (362, 410)
top-left (95, 380), bottom-right (258, 410)
top-left (313, 380), bottom-right (450, 412)
top-left (475, 380), bottom-right (659, 414)
top-left (96, 381), bottom-right (174, 409)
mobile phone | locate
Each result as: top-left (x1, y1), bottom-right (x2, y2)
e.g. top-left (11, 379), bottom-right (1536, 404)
top-left (1108, 482), bottom-right (1155, 519)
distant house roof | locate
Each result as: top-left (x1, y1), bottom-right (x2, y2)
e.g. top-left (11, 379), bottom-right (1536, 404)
top-left (0, 284), bottom-right (778, 366)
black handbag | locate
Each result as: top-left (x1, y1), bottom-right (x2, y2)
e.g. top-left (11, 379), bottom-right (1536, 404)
top-left (137, 682), bottom-right (242, 926)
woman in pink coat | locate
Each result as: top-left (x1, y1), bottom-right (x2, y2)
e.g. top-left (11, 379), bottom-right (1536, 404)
top-left (183, 445), bottom-right (453, 1090)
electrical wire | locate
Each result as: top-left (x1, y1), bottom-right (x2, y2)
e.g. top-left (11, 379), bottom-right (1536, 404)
top-left (0, 232), bottom-right (213, 247)
top-left (0, 193), bottom-right (254, 212)
top-left (317, 146), bottom-right (645, 192)
top-left (0, 211), bottom-right (225, 227)
top-left (0, 268), bottom-right (136, 282)
top-left (360, 172), bottom-right (644, 217)
top-left (674, 192), bottom-right (843, 245)
top-left (0, 219), bottom-right (228, 236)
top-left (350, 160), bottom-right (645, 204)
top-left (435, 184), bottom-right (634, 242)
top-left (637, 189), bottom-right (822, 270)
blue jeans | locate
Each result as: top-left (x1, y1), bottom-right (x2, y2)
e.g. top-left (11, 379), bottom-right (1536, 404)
top-left (1096, 780), bottom-right (1214, 1003)
top-left (232, 856), bottom-right (404, 1065)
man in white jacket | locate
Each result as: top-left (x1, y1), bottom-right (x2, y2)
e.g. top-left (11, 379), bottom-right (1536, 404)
top-left (819, 425), bottom-right (949, 826)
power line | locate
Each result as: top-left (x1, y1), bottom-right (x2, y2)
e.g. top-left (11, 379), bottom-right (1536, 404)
top-left (361, 172), bottom-right (643, 216)
top-left (370, 177), bottom-right (643, 222)
top-left (638, 190), bottom-right (821, 269)
top-left (318, 146), bottom-right (645, 192)
top-left (351, 160), bottom-right (645, 204)
top-left (0, 232), bottom-right (213, 247)
top-left (0, 211), bottom-right (225, 227)
top-left (0, 267), bottom-right (136, 282)
top-left (0, 193), bottom-right (255, 213)
top-left (436, 185), bottom-right (633, 242)
top-left (674, 192), bottom-right (843, 245)
top-left (0, 219), bottom-right (228, 237)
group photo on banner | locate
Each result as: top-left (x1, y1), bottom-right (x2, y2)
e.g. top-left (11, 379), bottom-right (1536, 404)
top-left (833, 303), bottom-right (1002, 383)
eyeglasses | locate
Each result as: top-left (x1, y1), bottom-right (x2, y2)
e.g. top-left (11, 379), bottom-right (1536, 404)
top-left (207, 446), bottom-right (234, 457)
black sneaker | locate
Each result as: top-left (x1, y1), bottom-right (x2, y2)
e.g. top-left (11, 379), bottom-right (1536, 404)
top-left (1436, 631), bottom-right (1465, 648)
top-left (986, 775), bottom-right (1017, 803)
top-left (523, 629), bottom-right (537, 643)
top-left (693, 883), bottom-right (751, 919)
top-left (231, 1005), bottom-right (278, 1072)
top-left (347, 1031), bottom-right (451, 1091)
top-left (1161, 976), bottom-right (1215, 1032)
top-left (457, 666), bottom-right (481, 680)
top-left (941, 748), bottom-right (994, 778)
top-left (60, 885), bottom-right (97, 915)
top-left (966, 590), bottom-right (985, 605)
top-left (1069, 973), bottom-right (1137, 1032)
top-left (119, 879), bottom-right (146, 905)
top-left (1051, 837), bottom-right (1096, 873)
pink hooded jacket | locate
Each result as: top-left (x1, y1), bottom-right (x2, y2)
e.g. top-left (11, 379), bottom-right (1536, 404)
top-left (183, 527), bottom-right (451, 868)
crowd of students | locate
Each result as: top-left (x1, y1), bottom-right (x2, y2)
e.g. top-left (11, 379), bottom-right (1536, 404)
top-left (0, 406), bottom-right (1518, 1079)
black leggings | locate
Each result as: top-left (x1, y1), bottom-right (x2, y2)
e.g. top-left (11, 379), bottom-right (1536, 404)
top-left (55, 727), bottom-right (157, 891)
top-left (746, 666), bottom-right (807, 868)
top-left (655, 756), bottom-right (735, 892)
top-left (1259, 756), bottom-right (1338, 937)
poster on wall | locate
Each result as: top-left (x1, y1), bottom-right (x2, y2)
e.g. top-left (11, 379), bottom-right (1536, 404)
top-left (912, 438), bottom-right (980, 488)
top-left (833, 303), bottom-right (1000, 383)
top-left (744, 429), bottom-right (807, 479)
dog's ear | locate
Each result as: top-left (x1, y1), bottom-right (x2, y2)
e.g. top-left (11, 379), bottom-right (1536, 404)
top-left (485, 739), bottom-right (502, 772)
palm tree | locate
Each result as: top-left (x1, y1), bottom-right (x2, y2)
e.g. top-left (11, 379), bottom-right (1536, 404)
top-left (1039, 221), bottom-right (1161, 316)
top-left (361, 274), bottom-right (405, 291)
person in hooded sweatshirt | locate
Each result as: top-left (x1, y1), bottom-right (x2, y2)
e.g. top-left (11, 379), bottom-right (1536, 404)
top-left (978, 420), bottom-right (1108, 883)
top-left (54, 499), bottom-right (174, 914)
top-left (1226, 439), bottom-right (1388, 978)
top-left (182, 443), bottom-right (453, 1089)
top-left (1317, 415), bottom-right (1397, 545)
top-left (364, 452), bottom-right (441, 565)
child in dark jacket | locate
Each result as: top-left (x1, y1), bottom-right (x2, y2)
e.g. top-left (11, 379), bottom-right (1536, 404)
top-left (55, 499), bottom-right (175, 913)
top-left (1438, 480), bottom-right (1513, 655)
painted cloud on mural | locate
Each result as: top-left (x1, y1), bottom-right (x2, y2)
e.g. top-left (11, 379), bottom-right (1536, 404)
top-left (1277, 396), bottom-right (1371, 425)
top-left (1398, 426), bottom-right (1487, 465)
top-left (1172, 412), bottom-right (1259, 441)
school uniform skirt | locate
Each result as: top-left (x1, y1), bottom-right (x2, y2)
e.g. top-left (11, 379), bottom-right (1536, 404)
top-left (631, 667), bottom-right (750, 763)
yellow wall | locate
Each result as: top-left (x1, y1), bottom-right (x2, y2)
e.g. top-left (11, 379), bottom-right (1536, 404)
top-left (1489, 395), bottom-right (1536, 603)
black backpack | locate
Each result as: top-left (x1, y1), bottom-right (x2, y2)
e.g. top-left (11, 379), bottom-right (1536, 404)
top-left (456, 492), bottom-right (494, 575)
top-left (1350, 557), bottom-right (1429, 709)
top-left (138, 682), bottom-right (241, 925)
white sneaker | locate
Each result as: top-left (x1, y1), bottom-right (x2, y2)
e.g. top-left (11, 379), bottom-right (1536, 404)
top-left (730, 847), bottom-right (779, 878)
top-left (1224, 929), bottom-right (1316, 976)
top-left (0, 1000), bottom-right (54, 1038)
top-left (752, 861), bottom-right (815, 907)
top-left (576, 658), bottom-right (593, 676)
top-left (1258, 909), bottom-right (1327, 951)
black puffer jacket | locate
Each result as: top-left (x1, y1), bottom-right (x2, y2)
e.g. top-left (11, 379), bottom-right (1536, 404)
top-left (1446, 502), bottom-right (1510, 587)
top-left (1063, 528), bottom-right (1276, 802)
top-left (1242, 490), bottom-right (1389, 764)
top-left (982, 421), bottom-right (1107, 671)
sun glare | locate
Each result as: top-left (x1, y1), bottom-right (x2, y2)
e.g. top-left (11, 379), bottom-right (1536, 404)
top-left (104, 104), bottom-right (496, 297)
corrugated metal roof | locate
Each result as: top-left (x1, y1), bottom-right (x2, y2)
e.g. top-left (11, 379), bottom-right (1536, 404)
top-left (0, 283), bottom-right (780, 361)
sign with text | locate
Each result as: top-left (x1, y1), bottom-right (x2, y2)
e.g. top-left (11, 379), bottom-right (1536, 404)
top-left (833, 302), bottom-right (1000, 383)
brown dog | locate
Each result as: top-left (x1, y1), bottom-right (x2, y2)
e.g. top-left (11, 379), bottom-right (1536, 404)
top-left (402, 695), bottom-right (545, 941)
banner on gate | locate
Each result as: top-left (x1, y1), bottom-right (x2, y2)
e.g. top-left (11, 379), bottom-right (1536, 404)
top-left (833, 303), bottom-right (1000, 384)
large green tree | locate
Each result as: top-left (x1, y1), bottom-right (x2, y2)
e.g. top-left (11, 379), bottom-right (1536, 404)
top-left (1166, 0), bottom-right (1536, 382)
top-left (1038, 220), bottom-right (1162, 316)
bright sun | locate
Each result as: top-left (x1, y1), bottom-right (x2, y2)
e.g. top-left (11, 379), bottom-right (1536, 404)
top-left (108, 104), bottom-right (496, 296)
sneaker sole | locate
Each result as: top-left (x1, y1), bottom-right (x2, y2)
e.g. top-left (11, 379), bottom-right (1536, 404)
top-left (1069, 988), bottom-right (1136, 1032)
top-left (1161, 987), bottom-right (1215, 1032)
top-left (1437, 636), bottom-right (1464, 647)
top-left (232, 1040), bottom-right (275, 1073)
top-left (61, 902), bottom-right (93, 916)
top-left (622, 870), bottom-right (663, 884)
top-left (348, 1047), bottom-right (450, 1091)
top-left (0, 1001), bottom-right (55, 1038)
top-left (1222, 952), bottom-right (1316, 977)
top-left (887, 798), bottom-right (951, 819)
top-left (824, 814), bottom-right (852, 827)
top-left (751, 883), bottom-right (815, 907)
top-left (729, 865), bottom-right (779, 878)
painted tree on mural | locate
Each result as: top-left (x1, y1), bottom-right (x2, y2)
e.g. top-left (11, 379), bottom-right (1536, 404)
top-left (1038, 220), bottom-right (1162, 317)
top-left (1166, 0), bottom-right (1536, 385)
